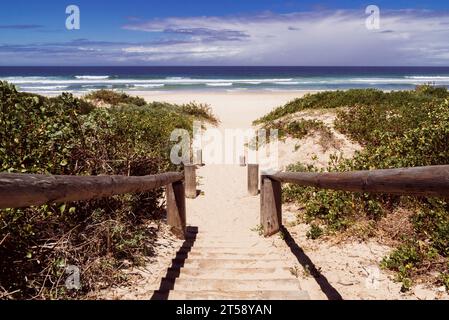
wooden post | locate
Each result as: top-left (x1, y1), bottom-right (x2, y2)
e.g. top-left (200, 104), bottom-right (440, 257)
top-left (166, 181), bottom-right (186, 239)
top-left (195, 150), bottom-right (203, 166)
top-left (260, 176), bottom-right (282, 236)
top-left (184, 165), bottom-right (197, 199)
top-left (239, 155), bottom-right (246, 167)
top-left (248, 164), bottom-right (259, 196)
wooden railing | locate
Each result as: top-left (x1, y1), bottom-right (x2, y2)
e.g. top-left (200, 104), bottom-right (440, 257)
top-left (260, 165), bottom-right (449, 236)
top-left (0, 165), bottom-right (198, 239)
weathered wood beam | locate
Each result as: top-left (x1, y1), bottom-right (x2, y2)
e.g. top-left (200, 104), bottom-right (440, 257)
top-left (248, 164), bottom-right (259, 196)
top-left (195, 149), bottom-right (203, 166)
top-left (239, 156), bottom-right (246, 167)
top-left (269, 165), bottom-right (449, 198)
top-left (184, 165), bottom-right (197, 199)
top-left (166, 180), bottom-right (186, 239)
top-left (0, 172), bottom-right (183, 209)
top-left (260, 176), bottom-right (282, 236)
top-left (261, 165), bottom-right (449, 237)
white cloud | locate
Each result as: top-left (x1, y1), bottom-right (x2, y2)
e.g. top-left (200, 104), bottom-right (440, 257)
top-left (121, 10), bottom-right (449, 65)
top-left (123, 43), bottom-right (242, 61)
top-left (2, 9), bottom-right (449, 65)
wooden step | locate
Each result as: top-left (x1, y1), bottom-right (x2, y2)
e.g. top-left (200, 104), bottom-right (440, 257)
top-left (175, 251), bottom-right (284, 260)
top-left (165, 266), bottom-right (295, 280)
top-left (160, 278), bottom-right (302, 291)
top-left (152, 289), bottom-right (310, 300)
top-left (187, 240), bottom-right (263, 247)
top-left (172, 258), bottom-right (283, 269)
top-left (179, 246), bottom-right (278, 254)
top-left (185, 233), bottom-right (260, 241)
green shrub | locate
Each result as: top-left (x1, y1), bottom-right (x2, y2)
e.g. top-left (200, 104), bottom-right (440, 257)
top-left (0, 83), bottom-right (216, 299)
top-left (253, 89), bottom-right (385, 125)
top-left (441, 273), bottom-right (449, 291)
top-left (415, 84), bottom-right (449, 98)
top-left (284, 119), bottom-right (330, 139)
top-left (380, 241), bottom-right (430, 292)
top-left (179, 102), bottom-right (219, 125)
top-left (306, 224), bottom-right (324, 240)
top-left (84, 89), bottom-right (146, 106)
top-left (257, 86), bottom-right (449, 290)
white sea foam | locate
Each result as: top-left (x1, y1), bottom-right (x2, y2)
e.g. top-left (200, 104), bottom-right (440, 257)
top-left (273, 81), bottom-right (300, 85)
top-left (133, 84), bottom-right (165, 88)
top-left (405, 76), bottom-right (449, 80)
top-left (226, 88), bottom-right (248, 92)
top-left (75, 75), bottom-right (110, 80)
top-left (24, 90), bottom-right (66, 95)
top-left (1, 77), bottom-right (294, 85)
top-left (347, 77), bottom-right (449, 84)
top-left (20, 85), bottom-right (69, 90)
top-left (165, 77), bottom-right (189, 80)
top-left (206, 82), bottom-right (233, 87)
top-left (4, 74), bottom-right (449, 93)
top-left (264, 88), bottom-right (303, 92)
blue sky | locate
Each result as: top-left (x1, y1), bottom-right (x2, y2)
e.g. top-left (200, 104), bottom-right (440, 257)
top-left (0, 0), bottom-right (449, 65)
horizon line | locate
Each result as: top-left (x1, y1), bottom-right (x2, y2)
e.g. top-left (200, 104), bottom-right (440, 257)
top-left (1, 65), bottom-right (449, 68)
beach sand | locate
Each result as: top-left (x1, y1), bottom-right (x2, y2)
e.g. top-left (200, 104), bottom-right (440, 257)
top-left (129, 90), bottom-right (316, 128)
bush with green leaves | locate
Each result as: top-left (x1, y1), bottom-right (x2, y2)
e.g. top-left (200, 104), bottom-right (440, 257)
top-left (254, 86), bottom-right (448, 126)
top-left (84, 89), bottom-right (146, 106)
top-left (258, 86), bottom-right (449, 290)
top-left (0, 83), bottom-right (216, 299)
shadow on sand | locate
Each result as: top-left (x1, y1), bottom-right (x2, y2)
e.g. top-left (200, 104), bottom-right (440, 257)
top-left (150, 226), bottom-right (198, 300)
top-left (281, 226), bottom-right (343, 300)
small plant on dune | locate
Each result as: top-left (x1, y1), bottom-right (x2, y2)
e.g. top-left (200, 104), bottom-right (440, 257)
top-left (380, 241), bottom-right (428, 292)
top-left (251, 224), bottom-right (264, 236)
top-left (441, 273), bottom-right (449, 291)
top-left (278, 228), bottom-right (286, 240)
top-left (289, 265), bottom-right (300, 278)
top-left (84, 89), bottom-right (146, 106)
top-left (180, 102), bottom-right (220, 126)
top-left (306, 224), bottom-right (324, 240)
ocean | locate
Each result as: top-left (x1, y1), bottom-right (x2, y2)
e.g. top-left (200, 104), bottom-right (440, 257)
top-left (1, 66), bottom-right (449, 94)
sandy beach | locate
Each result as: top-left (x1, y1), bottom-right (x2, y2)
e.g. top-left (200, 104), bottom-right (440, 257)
top-left (128, 90), bottom-right (316, 128)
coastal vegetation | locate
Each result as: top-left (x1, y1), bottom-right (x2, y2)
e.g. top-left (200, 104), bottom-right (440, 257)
top-left (0, 82), bottom-right (217, 299)
top-left (255, 85), bottom-right (449, 291)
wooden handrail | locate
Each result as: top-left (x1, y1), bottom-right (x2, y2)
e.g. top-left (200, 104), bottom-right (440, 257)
top-left (269, 165), bottom-right (449, 197)
top-left (260, 165), bottom-right (449, 236)
top-left (0, 170), bottom-right (196, 239)
top-left (0, 172), bottom-right (183, 209)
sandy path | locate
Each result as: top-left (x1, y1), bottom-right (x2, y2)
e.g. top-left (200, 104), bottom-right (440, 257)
top-left (137, 90), bottom-right (304, 241)
top-left (143, 90), bottom-right (301, 245)
top-left (186, 165), bottom-right (259, 236)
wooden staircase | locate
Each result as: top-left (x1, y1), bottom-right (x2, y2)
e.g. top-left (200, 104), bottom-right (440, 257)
top-left (152, 229), bottom-right (310, 300)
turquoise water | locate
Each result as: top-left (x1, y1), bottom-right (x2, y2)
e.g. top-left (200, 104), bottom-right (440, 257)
top-left (1, 66), bottom-right (449, 94)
